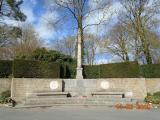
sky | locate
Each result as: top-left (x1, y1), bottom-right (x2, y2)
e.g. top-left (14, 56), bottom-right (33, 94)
top-left (19, 1), bottom-right (119, 39)
top-left (11, 0), bottom-right (122, 64)
top-left (2, 0), bottom-right (159, 64)
top-left (3, 0), bottom-right (131, 64)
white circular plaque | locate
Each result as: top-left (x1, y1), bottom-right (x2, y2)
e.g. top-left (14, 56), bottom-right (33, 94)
top-left (50, 81), bottom-right (59, 90)
top-left (100, 81), bottom-right (109, 89)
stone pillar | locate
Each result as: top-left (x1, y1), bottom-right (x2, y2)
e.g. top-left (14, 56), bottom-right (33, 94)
top-left (76, 28), bottom-right (83, 79)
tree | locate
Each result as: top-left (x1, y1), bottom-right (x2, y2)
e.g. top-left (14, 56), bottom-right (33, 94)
top-left (0, 24), bottom-right (41, 60)
top-left (53, 0), bottom-right (111, 58)
top-left (16, 47), bottom-right (75, 63)
top-left (84, 34), bottom-right (99, 65)
top-left (119, 0), bottom-right (160, 64)
top-left (0, 25), bottom-right (21, 46)
top-left (0, 0), bottom-right (26, 22)
top-left (48, 0), bottom-right (112, 78)
top-left (14, 23), bottom-right (42, 58)
top-left (146, 30), bottom-right (160, 63)
top-left (64, 36), bottom-right (76, 57)
top-left (53, 36), bottom-right (76, 58)
top-left (0, 25), bottom-right (21, 60)
top-left (0, 0), bottom-right (26, 59)
top-left (106, 23), bottom-right (130, 62)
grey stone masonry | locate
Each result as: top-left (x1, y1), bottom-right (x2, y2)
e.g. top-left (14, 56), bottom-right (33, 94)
top-left (76, 28), bottom-right (83, 79)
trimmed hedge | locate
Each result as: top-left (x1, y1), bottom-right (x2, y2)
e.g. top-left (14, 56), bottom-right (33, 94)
top-left (0, 60), bottom-right (12, 78)
top-left (83, 65), bottom-right (100, 78)
top-left (100, 62), bottom-right (141, 78)
top-left (66, 62), bottom-right (76, 78)
top-left (83, 62), bottom-right (141, 78)
top-left (13, 60), bottom-right (60, 78)
top-left (141, 64), bottom-right (160, 78)
top-left (1, 60), bottom-right (160, 78)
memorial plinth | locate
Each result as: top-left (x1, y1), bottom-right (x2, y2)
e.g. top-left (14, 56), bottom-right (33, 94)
top-left (76, 68), bottom-right (83, 79)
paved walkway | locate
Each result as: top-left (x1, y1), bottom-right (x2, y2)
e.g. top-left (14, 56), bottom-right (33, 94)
top-left (0, 106), bottom-right (159, 120)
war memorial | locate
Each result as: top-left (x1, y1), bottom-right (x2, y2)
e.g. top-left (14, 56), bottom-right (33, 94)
top-left (0, 29), bottom-right (159, 108)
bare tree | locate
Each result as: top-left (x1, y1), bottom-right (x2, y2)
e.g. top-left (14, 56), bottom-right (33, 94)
top-left (48, 0), bottom-right (112, 61)
top-left (53, 36), bottom-right (76, 57)
top-left (119, 0), bottom-right (160, 64)
top-left (14, 23), bottom-right (42, 58)
top-left (105, 23), bottom-right (131, 62)
top-left (64, 36), bottom-right (76, 57)
top-left (84, 34), bottom-right (99, 65)
top-left (0, 25), bottom-right (22, 60)
top-left (0, 25), bottom-right (21, 47)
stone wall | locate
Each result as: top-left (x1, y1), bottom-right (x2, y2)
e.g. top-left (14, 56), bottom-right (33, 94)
top-left (0, 79), bottom-right (11, 93)
top-left (146, 79), bottom-right (160, 94)
top-left (0, 78), bottom-right (158, 102)
top-left (11, 78), bottom-right (62, 102)
top-left (64, 78), bottom-right (147, 99)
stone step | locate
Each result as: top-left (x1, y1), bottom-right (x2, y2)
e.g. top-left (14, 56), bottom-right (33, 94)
top-left (91, 92), bottom-right (125, 98)
top-left (35, 92), bottom-right (69, 96)
top-left (25, 97), bottom-right (131, 100)
top-left (24, 101), bottom-right (135, 107)
top-left (16, 103), bottom-right (121, 108)
top-left (27, 92), bottom-right (69, 98)
top-left (24, 97), bottom-right (134, 106)
top-left (91, 95), bottom-right (123, 98)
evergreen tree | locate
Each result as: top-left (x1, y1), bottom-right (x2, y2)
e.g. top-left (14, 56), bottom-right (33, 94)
top-left (0, 0), bottom-right (26, 21)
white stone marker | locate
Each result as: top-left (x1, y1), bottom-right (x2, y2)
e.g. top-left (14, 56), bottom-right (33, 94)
top-left (76, 28), bottom-right (83, 79)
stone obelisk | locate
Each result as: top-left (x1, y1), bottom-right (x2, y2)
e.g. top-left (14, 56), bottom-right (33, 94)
top-left (76, 28), bottom-right (83, 79)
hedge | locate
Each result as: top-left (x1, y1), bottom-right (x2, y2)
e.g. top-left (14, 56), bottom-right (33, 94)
top-left (0, 60), bottom-right (12, 78)
top-left (1, 60), bottom-right (160, 78)
top-left (141, 64), bottom-right (160, 78)
top-left (13, 60), bottom-right (60, 78)
top-left (65, 62), bottom-right (76, 78)
top-left (83, 65), bottom-right (100, 78)
top-left (83, 62), bottom-right (141, 78)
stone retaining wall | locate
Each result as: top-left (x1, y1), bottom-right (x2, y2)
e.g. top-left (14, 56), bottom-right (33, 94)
top-left (11, 78), bottom-right (62, 102)
top-left (63, 78), bottom-right (147, 99)
top-left (0, 78), bottom-right (159, 102)
top-left (146, 79), bottom-right (160, 94)
top-left (0, 79), bottom-right (11, 93)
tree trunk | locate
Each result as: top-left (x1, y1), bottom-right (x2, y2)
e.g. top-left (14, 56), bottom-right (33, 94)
top-left (0, 0), bottom-right (3, 13)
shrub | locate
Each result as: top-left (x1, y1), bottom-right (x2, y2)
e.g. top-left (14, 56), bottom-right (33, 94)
top-left (0, 60), bottom-right (12, 78)
top-left (141, 64), bottom-right (160, 78)
top-left (153, 91), bottom-right (160, 97)
top-left (0, 90), bottom-right (11, 104)
top-left (145, 92), bottom-right (160, 104)
top-left (13, 60), bottom-right (60, 78)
